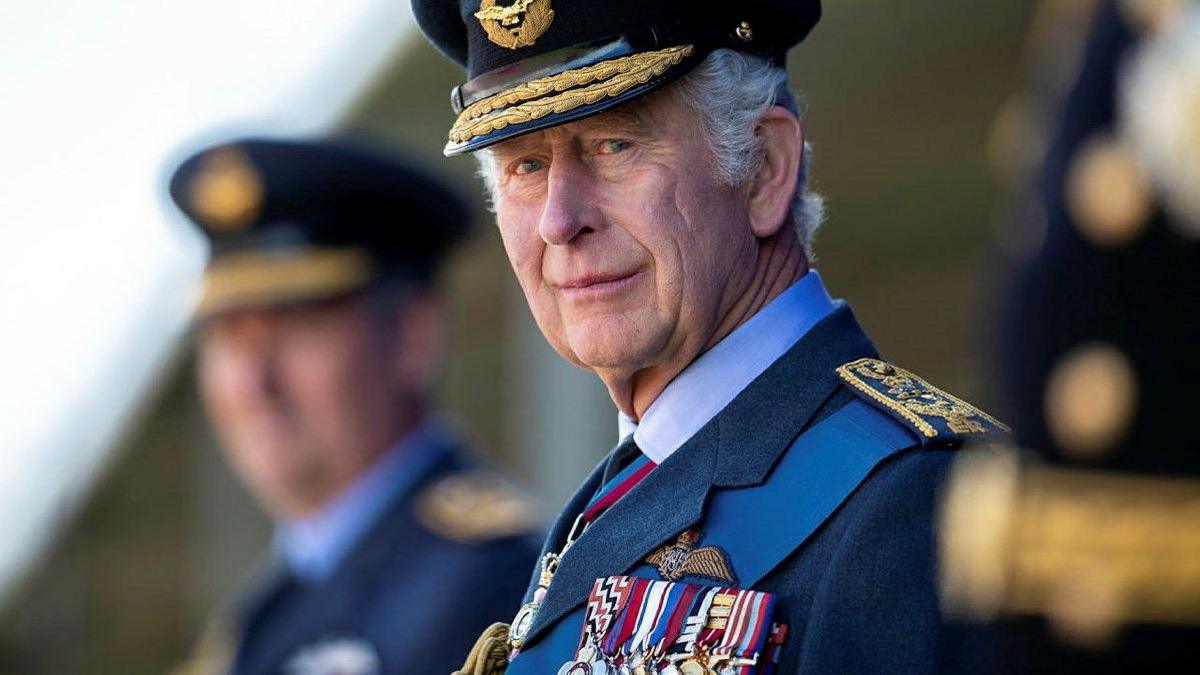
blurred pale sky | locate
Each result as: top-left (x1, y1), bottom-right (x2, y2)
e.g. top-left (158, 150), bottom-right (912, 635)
top-left (0, 0), bottom-right (414, 599)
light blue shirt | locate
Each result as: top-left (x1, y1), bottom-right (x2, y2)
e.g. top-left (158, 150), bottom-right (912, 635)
top-left (275, 420), bottom-right (447, 583)
top-left (618, 271), bottom-right (837, 464)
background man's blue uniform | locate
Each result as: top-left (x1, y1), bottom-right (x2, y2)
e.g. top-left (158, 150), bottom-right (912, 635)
top-left (233, 431), bottom-right (540, 675)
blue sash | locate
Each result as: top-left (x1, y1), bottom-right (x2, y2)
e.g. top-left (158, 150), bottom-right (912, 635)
top-left (506, 399), bottom-right (917, 672)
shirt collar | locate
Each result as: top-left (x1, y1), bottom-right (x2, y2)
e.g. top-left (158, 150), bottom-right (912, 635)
top-left (275, 420), bottom-right (446, 583)
top-left (617, 270), bottom-right (836, 464)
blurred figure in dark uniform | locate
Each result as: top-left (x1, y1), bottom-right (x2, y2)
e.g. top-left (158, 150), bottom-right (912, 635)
top-left (939, 1), bottom-right (1200, 672)
top-left (168, 138), bottom-right (542, 675)
top-left (992, 0), bottom-right (1200, 474)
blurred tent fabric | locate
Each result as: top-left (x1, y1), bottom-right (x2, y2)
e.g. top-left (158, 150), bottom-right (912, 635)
top-left (0, 1), bottom-right (1038, 672)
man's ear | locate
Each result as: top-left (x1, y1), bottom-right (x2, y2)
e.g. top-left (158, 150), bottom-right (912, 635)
top-left (391, 289), bottom-right (444, 395)
top-left (747, 107), bottom-right (803, 239)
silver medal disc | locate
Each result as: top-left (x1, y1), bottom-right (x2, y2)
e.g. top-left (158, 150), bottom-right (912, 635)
top-left (510, 602), bottom-right (537, 645)
top-left (558, 661), bottom-right (600, 675)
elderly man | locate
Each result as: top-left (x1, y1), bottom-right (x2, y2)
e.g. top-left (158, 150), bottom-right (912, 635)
top-left (414, 1), bottom-right (1007, 673)
top-left (169, 138), bottom-right (541, 675)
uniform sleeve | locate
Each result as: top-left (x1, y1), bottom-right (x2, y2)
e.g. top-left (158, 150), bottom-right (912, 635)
top-left (792, 448), bottom-right (959, 675)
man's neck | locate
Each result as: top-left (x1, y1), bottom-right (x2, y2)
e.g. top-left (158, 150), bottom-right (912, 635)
top-left (610, 228), bottom-right (808, 421)
top-left (276, 409), bottom-right (426, 520)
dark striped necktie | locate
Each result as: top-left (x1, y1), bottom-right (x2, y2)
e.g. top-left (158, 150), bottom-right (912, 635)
top-left (583, 435), bottom-right (657, 525)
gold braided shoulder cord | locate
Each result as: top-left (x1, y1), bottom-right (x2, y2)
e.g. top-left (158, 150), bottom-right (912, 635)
top-left (450, 45), bottom-right (694, 144)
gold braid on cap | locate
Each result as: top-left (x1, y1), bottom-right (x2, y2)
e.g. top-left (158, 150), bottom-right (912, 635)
top-left (449, 44), bottom-right (694, 145)
top-left (197, 248), bottom-right (374, 318)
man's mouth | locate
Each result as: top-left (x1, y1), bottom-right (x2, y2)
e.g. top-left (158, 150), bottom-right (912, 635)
top-left (556, 270), bottom-right (642, 299)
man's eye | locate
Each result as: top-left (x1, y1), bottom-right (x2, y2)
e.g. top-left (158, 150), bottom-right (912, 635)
top-left (598, 139), bottom-right (632, 155)
top-left (514, 158), bottom-right (546, 175)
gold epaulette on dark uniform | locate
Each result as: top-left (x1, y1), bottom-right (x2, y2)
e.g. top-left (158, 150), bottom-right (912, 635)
top-left (415, 470), bottom-right (542, 544)
top-left (836, 358), bottom-right (1009, 445)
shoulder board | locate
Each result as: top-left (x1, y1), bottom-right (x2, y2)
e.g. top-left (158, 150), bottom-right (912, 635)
top-left (835, 357), bottom-right (1009, 446)
top-left (414, 469), bottom-right (542, 544)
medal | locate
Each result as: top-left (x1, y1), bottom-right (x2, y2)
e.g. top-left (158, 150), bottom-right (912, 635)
top-left (509, 601), bottom-right (537, 647)
top-left (511, 513), bottom-right (590, 658)
top-left (514, 446), bottom-right (663, 668)
top-left (509, 549), bottom-right (563, 651)
top-left (562, 563), bottom-right (779, 671)
top-left (677, 658), bottom-right (713, 675)
top-left (557, 660), bottom-right (610, 675)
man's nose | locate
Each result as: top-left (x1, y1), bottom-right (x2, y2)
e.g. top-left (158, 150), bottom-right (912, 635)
top-left (241, 350), bottom-right (282, 402)
top-left (538, 156), bottom-right (603, 246)
top-left (223, 314), bottom-right (284, 401)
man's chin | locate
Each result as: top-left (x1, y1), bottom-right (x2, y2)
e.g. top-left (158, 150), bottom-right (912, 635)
top-left (562, 327), bottom-right (657, 372)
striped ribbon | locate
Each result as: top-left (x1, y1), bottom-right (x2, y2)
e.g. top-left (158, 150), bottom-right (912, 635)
top-left (576, 576), bottom-right (782, 672)
top-left (581, 452), bottom-right (657, 523)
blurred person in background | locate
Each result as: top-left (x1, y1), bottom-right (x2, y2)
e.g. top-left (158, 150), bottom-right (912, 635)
top-left (937, 0), bottom-right (1200, 672)
top-left (168, 138), bottom-right (541, 675)
top-left (413, 1), bottom-right (1009, 673)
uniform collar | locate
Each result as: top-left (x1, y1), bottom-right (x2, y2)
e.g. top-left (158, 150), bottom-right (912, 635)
top-left (275, 420), bottom-right (447, 583)
top-left (618, 271), bottom-right (836, 463)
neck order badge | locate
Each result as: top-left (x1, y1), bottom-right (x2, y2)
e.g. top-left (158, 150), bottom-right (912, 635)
top-left (507, 450), bottom-right (658, 656)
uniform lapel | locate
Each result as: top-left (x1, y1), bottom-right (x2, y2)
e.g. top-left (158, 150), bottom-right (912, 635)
top-left (522, 304), bottom-right (878, 646)
top-left (235, 445), bottom-right (457, 673)
top-left (713, 304), bottom-right (878, 488)
top-left (525, 424), bottom-right (720, 642)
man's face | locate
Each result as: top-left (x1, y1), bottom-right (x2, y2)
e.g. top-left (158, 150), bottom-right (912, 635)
top-left (488, 93), bottom-right (760, 388)
top-left (196, 294), bottom-right (409, 519)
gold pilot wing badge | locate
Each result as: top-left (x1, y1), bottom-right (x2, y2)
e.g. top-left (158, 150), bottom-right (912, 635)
top-left (475, 0), bottom-right (554, 50)
top-left (645, 530), bottom-right (737, 585)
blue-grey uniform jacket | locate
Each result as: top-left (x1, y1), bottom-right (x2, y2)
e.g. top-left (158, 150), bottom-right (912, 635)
top-left (506, 305), bottom-right (1006, 674)
top-left (231, 448), bottom-right (542, 675)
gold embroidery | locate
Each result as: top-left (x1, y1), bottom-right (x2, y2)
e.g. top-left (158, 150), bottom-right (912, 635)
top-left (197, 248), bottom-right (375, 318)
top-left (941, 446), bottom-right (1200, 645)
top-left (644, 530), bottom-right (736, 584)
top-left (475, 0), bottom-right (554, 50)
top-left (836, 358), bottom-right (1008, 438)
top-left (449, 45), bottom-right (694, 144)
top-left (453, 622), bottom-right (511, 675)
top-left (415, 470), bottom-right (541, 543)
top-left (189, 146), bottom-right (263, 231)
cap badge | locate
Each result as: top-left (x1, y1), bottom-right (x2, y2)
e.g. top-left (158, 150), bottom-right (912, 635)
top-left (189, 146), bottom-right (263, 231)
top-left (474, 0), bottom-right (554, 50)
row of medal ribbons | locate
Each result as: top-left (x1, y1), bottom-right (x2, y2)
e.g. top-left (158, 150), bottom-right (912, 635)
top-left (561, 575), bottom-right (788, 675)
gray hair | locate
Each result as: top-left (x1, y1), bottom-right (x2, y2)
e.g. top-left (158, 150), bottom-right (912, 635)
top-left (477, 49), bottom-right (824, 258)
